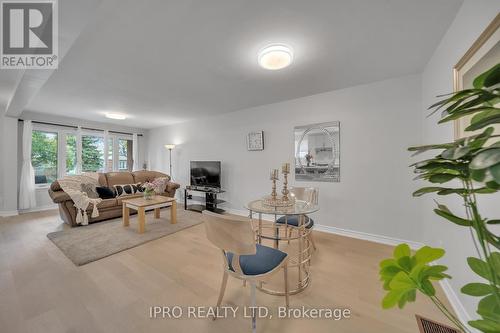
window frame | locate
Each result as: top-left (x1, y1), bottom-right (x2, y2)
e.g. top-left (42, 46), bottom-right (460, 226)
top-left (31, 124), bottom-right (134, 186)
top-left (32, 125), bottom-right (64, 188)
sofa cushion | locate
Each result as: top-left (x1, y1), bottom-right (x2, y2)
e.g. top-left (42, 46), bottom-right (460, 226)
top-left (97, 173), bottom-right (108, 187)
top-left (106, 172), bottom-right (134, 187)
top-left (96, 186), bottom-right (116, 199)
top-left (95, 198), bottom-right (118, 210)
top-left (132, 170), bottom-right (170, 184)
top-left (81, 183), bottom-right (99, 199)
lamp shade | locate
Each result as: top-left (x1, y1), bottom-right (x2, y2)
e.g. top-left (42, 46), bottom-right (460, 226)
top-left (164, 144), bottom-right (176, 150)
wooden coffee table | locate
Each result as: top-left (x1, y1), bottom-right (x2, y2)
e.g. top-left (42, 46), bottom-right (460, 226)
top-left (122, 196), bottom-right (177, 233)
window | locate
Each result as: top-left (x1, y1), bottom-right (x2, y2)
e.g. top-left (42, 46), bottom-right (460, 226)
top-left (31, 126), bottom-right (136, 181)
top-left (66, 134), bottom-right (77, 175)
top-left (32, 130), bottom-right (58, 184)
top-left (82, 135), bottom-right (104, 172)
top-left (118, 138), bottom-right (132, 171)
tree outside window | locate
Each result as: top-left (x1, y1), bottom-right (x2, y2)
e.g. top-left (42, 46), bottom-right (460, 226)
top-left (82, 136), bottom-right (104, 172)
top-left (32, 131), bottom-right (58, 184)
top-left (66, 134), bottom-right (77, 175)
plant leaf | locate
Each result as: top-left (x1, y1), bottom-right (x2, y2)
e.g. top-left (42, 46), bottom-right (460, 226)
top-left (474, 63), bottom-right (500, 88)
top-left (477, 294), bottom-right (500, 323)
top-left (470, 149), bottom-right (500, 170)
top-left (397, 256), bottom-right (412, 272)
top-left (428, 173), bottom-right (458, 183)
top-left (394, 244), bottom-right (411, 260)
top-left (380, 258), bottom-right (398, 269)
top-left (461, 283), bottom-right (492, 296)
top-left (389, 271), bottom-right (416, 291)
top-left (467, 257), bottom-right (492, 282)
top-left (382, 289), bottom-right (405, 309)
top-left (466, 111), bottom-right (500, 131)
top-left (439, 106), bottom-right (500, 123)
top-left (420, 279), bottom-right (436, 296)
top-left (414, 246), bottom-right (445, 264)
top-left (441, 146), bottom-right (471, 160)
top-left (421, 265), bottom-right (449, 280)
top-left (434, 208), bottom-right (472, 227)
top-left (412, 187), bottom-right (445, 197)
top-left (490, 163), bottom-right (500, 184)
top-left (468, 319), bottom-right (500, 333)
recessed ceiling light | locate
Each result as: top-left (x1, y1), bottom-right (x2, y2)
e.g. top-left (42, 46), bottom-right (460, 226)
top-left (105, 112), bottom-right (127, 120)
top-left (258, 44), bottom-right (293, 70)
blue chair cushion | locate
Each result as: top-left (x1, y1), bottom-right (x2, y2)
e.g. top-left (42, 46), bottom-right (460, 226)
top-left (276, 215), bottom-right (314, 228)
top-left (226, 244), bottom-right (287, 276)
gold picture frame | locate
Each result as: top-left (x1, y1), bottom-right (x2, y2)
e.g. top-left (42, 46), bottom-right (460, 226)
top-left (453, 13), bottom-right (500, 140)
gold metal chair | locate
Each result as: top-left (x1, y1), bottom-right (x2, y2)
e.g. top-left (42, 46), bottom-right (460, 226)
top-left (202, 210), bottom-right (289, 332)
top-left (277, 187), bottom-right (319, 252)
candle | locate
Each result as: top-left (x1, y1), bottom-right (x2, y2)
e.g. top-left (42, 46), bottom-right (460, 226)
top-left (270, 169), bottom-right (278, 180)
top-left (282, 163), bottom-right (290, 173)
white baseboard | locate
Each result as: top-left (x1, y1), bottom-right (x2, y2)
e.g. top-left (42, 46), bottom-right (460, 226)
top-left (0, 210), bottom-right (19, 217)
top-left (226, 207), bottom-right (423, 250)
top-left (313, 223), bottom-right (424, 250)
top-left (438, 277), bottom-right (473, 330)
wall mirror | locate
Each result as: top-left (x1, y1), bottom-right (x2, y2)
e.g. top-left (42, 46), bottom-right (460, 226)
top-left (453, 14), bottom-right (499, 139)
top-left (294, 121), bottom-right (340, 182)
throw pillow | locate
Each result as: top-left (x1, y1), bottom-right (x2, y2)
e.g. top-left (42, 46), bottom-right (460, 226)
top-left (136, 183), bottom-right (145, 192)
top-left (114, 183), bottom-right (142, 197)
top-left (154, 177), bottom-right (169, 193)
top-left (81, 183), bottom-right (99, 199)
top-left (96, 186), bottom-right (116, 199)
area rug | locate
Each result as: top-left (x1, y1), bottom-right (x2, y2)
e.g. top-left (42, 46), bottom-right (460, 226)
top-left (47, 209), bottom-right (203, 266)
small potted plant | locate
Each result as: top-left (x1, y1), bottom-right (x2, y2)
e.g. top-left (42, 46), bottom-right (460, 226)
top-left (142, 178), bottom-right (166, 200)
top-left (142, 182), bottom-right (157, 200)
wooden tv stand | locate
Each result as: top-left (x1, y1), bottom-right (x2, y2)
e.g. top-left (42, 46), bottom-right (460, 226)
top-left (184, 186), bottom-right (226, 213)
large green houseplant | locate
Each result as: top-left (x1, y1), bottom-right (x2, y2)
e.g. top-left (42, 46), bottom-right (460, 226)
top-left (379, 63), bottom-right (500, 333)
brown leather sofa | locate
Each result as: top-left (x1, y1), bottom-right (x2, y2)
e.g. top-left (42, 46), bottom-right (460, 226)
top-left (48, 171), bottom-right (180, 227)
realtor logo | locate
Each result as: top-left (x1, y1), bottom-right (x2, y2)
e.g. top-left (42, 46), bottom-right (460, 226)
top-left (1, 0), bottom-right (58, 69)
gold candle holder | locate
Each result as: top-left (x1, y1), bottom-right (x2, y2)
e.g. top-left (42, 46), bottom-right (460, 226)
top-left (270, 169), bottom-right (279, 200)
top-left (281, 163), bottom-right (290, 201)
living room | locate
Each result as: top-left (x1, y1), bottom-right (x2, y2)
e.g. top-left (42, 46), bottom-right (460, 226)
top-left (0, 1), bottom-right (499, 333)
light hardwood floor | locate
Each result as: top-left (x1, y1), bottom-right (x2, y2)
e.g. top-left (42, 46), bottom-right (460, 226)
top-left (0, 209), bottom-right (455, 333)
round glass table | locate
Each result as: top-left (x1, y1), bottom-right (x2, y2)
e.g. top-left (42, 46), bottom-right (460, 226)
top-left (246, 199), bottom-right (319, 295)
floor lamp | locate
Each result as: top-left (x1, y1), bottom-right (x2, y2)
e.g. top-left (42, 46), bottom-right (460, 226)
top-left (164, 144), bottom-right (175, 178)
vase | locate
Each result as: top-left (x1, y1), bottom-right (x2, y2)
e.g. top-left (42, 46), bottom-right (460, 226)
top-left (144, 190), bottom-right (155, 200)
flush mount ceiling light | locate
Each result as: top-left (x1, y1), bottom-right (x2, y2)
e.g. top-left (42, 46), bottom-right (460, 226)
top-left (258, 44), bottom-right (293, 70)
top-left (105, 112), bottom-right (127, 120)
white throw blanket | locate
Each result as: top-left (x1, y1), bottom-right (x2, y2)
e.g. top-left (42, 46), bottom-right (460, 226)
top-left (58, 174), bottom-right (102, 226)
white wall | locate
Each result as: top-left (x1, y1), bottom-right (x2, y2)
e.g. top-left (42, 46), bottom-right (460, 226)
top-left (421, 0), bottom-right (500, 321)
top-left (0, 113), bottom-right (19, 215)
top-left (148, 74), bottom-right (423, 243)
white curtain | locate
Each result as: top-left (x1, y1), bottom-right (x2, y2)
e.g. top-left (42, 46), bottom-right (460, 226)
top-left (19, 120), bottom-right (37, 209)
top-left (103, 130), bottom-right (110, 172)
top-left (76, 126), bottom-right (82, 174)
top-left (132, 133), bottom-right (139, 171)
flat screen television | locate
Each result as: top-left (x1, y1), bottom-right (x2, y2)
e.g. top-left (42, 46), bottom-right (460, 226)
top-left (190, 161), bottom-right (221, 189)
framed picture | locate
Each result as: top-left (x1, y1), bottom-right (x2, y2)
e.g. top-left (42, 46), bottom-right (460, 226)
top-left (247, 131), bottom-right (264, 151)
top-left (294, 121), bottom-right (340, 182)
top-left (453, 14), bottom-right (499, 139)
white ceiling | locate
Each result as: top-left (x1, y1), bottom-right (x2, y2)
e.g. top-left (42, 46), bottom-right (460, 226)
top-left (6, 0), bottom-right (464, 128)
